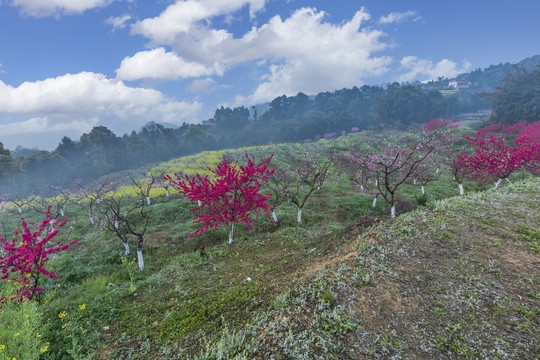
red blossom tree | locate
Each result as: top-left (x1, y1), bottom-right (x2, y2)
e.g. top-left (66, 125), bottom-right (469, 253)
top-left (456, 122), bottom-right (540, 188)
top-left (0, 207), bottom-right (77, 304)
top-left (166, 154), bottom-right (274, 244)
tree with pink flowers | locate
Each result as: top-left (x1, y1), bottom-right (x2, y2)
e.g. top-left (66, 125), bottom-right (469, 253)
top-left (166, 153), bottom-right (274, 244)
top-left (345, 132), bottom-right (439, 217)
top-left (0, 207), bottom-right (77, 304)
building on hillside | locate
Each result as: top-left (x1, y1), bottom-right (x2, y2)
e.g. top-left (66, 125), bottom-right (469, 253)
top-left (449, 79), bottom-right (471, 89)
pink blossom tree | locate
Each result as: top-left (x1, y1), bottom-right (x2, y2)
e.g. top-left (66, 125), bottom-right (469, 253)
top-left (0, 207), bottom-right (77, 304)
top-left (166, 154), bottom-right (274, 244)
top-left (345, 133), bottom-right (439, 217)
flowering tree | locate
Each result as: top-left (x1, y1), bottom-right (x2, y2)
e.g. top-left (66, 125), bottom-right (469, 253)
top-left (166, 154), bottom-right (274, 244)
top-left (345, 133), bottom-right (439, 217)
top-left (0, 207), bottom-right (77, 304)
top-left (456, 122), bottom-right (540, 188)
top-left (284, 144), bottom-right (335, 224)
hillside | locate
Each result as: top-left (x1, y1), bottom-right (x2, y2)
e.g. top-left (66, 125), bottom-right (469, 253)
top-left (0, 130), bottom-right (538, 359)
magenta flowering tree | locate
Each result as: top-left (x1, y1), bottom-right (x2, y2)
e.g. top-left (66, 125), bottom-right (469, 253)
top-left (285, 144), bottom-right (335, 224)
top-left (0, 207), bottom-right (77, 304)
top-left (456, 122), bottom-right (540, 188)
top-left (345, 133), bottom-right (439, 217)
top-left (166, 154), bottom-right (274, 244)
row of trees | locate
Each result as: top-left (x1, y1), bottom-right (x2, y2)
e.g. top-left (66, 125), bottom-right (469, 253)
top-left (1, 120), bottom-right (538, 308)
top-left (1, 79), bottom-right (496, 197)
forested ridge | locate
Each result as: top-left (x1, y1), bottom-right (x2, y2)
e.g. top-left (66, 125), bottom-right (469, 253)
top-left (1, 55), bottom-right (539, 197)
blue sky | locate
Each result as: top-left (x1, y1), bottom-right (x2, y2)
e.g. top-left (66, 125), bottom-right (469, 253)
top-left (0, 0), bottom-right (539, 150)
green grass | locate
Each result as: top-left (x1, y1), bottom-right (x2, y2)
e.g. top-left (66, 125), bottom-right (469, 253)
top-left (0, 129), bottom-right (538, 359)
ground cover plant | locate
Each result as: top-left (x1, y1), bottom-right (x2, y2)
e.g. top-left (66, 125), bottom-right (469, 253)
top-left (0, 122), bottom-right (538, 359)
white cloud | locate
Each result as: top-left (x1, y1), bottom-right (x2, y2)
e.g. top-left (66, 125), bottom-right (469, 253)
top-left (131, 0), bottom-right (267, 44)
top-left (379, 10), bottom-right (420, 24)
top-left (106, 14), bottom-right (131, 31)
top-left (0, 72), bottom-right (201, 149)
top-left (116, 47), bottom-right (224, 81)
top-left (9, 0), bottom-right (119, 17)
top-left (398, 56), bottom-right (471, 82)
top-left (233, 8), bottom-right (391, 103)
top-left (129, 6), bottom-right (391, 103)
top-left (188, 77), bottom-right (216, 93)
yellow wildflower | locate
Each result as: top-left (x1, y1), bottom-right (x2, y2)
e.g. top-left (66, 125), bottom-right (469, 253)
top-left (14, 333), bottom-right (20, 337)
top-left (78, 304), bottom-right (86, 310)
top-left (58, 311), bottom-right (67, 318)
top-left (0, 344), bottom-right (5, 351)
top-left (62, 323), bottom-right (67, 329)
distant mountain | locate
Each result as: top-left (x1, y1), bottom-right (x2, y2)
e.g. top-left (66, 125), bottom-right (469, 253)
top-left (418, 55), bottom-right (540, 93)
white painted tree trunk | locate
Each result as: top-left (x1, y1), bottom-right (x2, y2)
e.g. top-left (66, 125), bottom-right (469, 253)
top-left (413, 178), bottom-right (417, 185)
top-left (421, 185), bottom-right (425, 195)
top-left (436, 168), bottom-right (439, 174)
top-left (124, 242), bottom-right (130, 256)
top-left (272, 209), bottom-right (278, 222)
top-left (114, 220), bottom-right (119, 229)
top-left (372, 197), bottom-right (377, 208)
top-left (391, 204), bottom-right (396, 218)
top-left (458, 183), bottom-right (464, 196)
top-left (165, 189), bottom-right (169, 197)
top-left (228, 223), bottom-right (234, 244)
top-left (60, 209), bottom-right (64, 217)
top-left (494, 178), bottom-right (502, 188)
top-left (297, 208), bottom-right (303, 224)
top-left (146, 196), bottom-right (151, 205)
top-left (96, 199), bottom-right (100, 204)
top-left (18, 207), bottom-right (22, 214)
top-left (197, 200), bottom-right (202, 207)
top-left (89, 216), bottom-right (94, 225)
top-left (137, 250), bottom-right (145, 270)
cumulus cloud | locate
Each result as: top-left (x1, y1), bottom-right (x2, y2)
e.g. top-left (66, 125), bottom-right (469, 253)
top-left (398, 56), bottom-right (471, 82)
top-left (106, 14), bottom-right (131, 31)
top-left (131, 0), bottom-right (267, 44)
top-left (379, 10), bottom-right (420, 24)
top-left (116, 47), bottom-right (224, 81)
top-left (0, 72), bottom-right (201, 149)
top-left (128, 6), bottom-right (391, 103)
top-left (9, 0), bottom-right (120, 17)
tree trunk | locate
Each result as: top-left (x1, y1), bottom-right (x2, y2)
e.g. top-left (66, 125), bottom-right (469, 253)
top-left (372, 197), bottom-right (377, 208)
top-left (89, 216), bottom-right (94, 225)
top-left (391, 203), bottom-right (396, 218)
top-left (228, 223), bottom-right (234, 244)
top-left (197, 200), bottom-right (202, 207)
top-left (60, 209), bottom-right (64, 217)
top-left (124, 242), bottom-right (130, 256)
top-left (165, 189), bottom-right (169, 197)
top-left (421, 185), bottom-right (425, 195)
top-left (297, 208), bottom-right (302, 224)
top-left (272, 209), bottom-right (278, 222)
top-left (146, 196), bottom-right (151, 205)
top-left (458, 183), bottom-right (464, 196)
top-left (494, 178), bottom-right (502, 189)
top-left (137, 236), bottom-right (144, 270)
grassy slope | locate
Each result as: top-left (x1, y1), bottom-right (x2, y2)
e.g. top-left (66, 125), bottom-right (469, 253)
top-left (1, 131), bottom-right (538, 359)
top-left (100, 178), bottom-right (538, 359)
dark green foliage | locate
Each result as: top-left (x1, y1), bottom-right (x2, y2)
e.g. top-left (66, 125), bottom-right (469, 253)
top-left (490, 67), bottom-right (540, 125)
